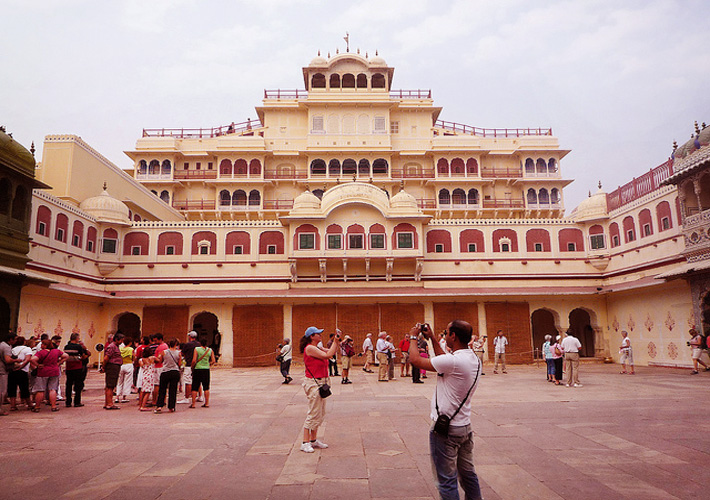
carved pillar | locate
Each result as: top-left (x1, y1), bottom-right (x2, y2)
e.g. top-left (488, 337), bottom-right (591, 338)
top-left (365, 258), bottom-right (370, 282)
top-left (319, 259), bottom-right (327, 283)
top-left (385, 258), bottom-right (394, 282)
top-left (693, 176), bottom-right (703, 212)
top-left (342, 258), bottom-right (348, 282)
top-left (289, 259), bottom-right (297, 283)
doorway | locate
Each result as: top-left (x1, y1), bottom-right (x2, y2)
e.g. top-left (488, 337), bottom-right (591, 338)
top-left (192, 312), bottom-right (220, 359)
top-left (568, 308), bottom-right (595, 357)
top-left (531, 309), bottom-right (557, 358)
top-left (116, 312), bottom-right (141, 341)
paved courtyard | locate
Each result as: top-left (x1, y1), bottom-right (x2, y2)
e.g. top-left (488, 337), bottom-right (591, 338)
top-left (1, 361), bottom-right (709, 500)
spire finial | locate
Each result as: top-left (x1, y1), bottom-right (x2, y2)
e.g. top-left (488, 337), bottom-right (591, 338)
top-left (400, 180), bottom-right (405, 192)
top-left (357, 48), bottom-right (360, 54)
top-left (375, 49), bottom-right (378, 56)
top-left (336, 48), bottom-right (339, 54)
top-left (327, 51), bottom-right (330, 58)
top-left (317, 50), bottom-right (320, 56)
top-left (344, 32), bottom-right (350, 52)
top-left (598, 180), bottom-right (602, 189)
top-left (30, 141), bottom-right (35, 158)
top-left (103, 181), bottom-right (107, 191)
top-left (695, 121), bottom-right (700, 135)
top-left (588, 190), bottom-right (591, 197)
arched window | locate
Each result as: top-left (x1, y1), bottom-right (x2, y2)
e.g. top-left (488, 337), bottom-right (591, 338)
top-left (368, 223), bottom-right (386, 249)
top-left (589, 224), bottom-right (606, 250)
top-left (439, 189), bottom-right (450, 205)
top-left (550, 188), bottom-right (560, 204)
top-left (234, 159), bottom-right (247, 175)
top-left (226, 231), bottom-right (250, 255)
top-left (159, 190), bottom-right (170, 204)
top-left (538, 188), bottom-right (550, 204)
top-left (102, 228), bottom-right (118, 254)
top-left (656, 200), bottom-right (673, 231)
top-left (342, 73), bottom-right (355, 88)
top-left (451, 158), bottom-right (464, 174)
top-left (372, 73), bottom-right (385, 88)
top-left (623, 216), bottom-right (636, 243)
top-left (329, 73), bottom-right (341, 88)
top-left (138, 160), bottom-right (147, 175)
top-left (452, 188), bottom-right (466, 205)
top-left (460, 229), bottom-right (484, 252)
top-left (161, 160), bottom-right (172, 175)
top-left (259, 231), bottom-right (284, 254)
top-left (468, 189), bottom-right (479, 205)
top-left (295, 224), bottom-right (321, 250)
top-left (191, 231), bottom-right (217, 255)
top-left (525, 158), bottom-right (535, 174)
top-left (311, 73), bottom-right (326, 88)
top-left (36, 205), bottom-right (51, 236)
top-left (310, 159), bottom-right (326, 175)
top-left (426, 230), bottom-right (452, 253)
top-left (123, 231), bottom-right (149, 256)
top-left (249, 159), bottom-right (261, 175)
top-left (609, 222), bottom-right (621, 247)
top-left (372, 158), bottom-right (388, 174)
top-left (219, 190), bottom-right (231, 206)
top-left (492, 229), bottom-right (518, 252)
top-left (55, 213), bottom-right (68, 243)
top-left (134, 214), bottom-right (141, 222)
top-left (536, 158), bottom-right (546, 174)
top-left (71, 220), bottom-right (84, 248)
top-left (527, 188), bottom-right (538, 205)
top-left (356, 73), bottom-right (367, 88)
top-left (0, 178), bottom-right (10, 214)
top-left (219, 159), bottom-right (232, 175)
top-left (393, 223), bottom-right (417, 249)
top-left (157, 231), bottom-right (183, 255)
top-left (358, 159), bottom-right (370, 176)
top-left (526, 229), bottom-right (551, 252)
top-left (11, 185), bottom-right (27, 220)
top-left (466, 158), bottom-right (478, 174)
top-left (232, 190), bottom-right (247, 206)
top-left (340, 159), bottom-right (355, 175)
top-left (248, 190), bottom-right (261, 206)
top-left (328, 159), bottom-right (341, 176)
top-left (437, 158), bottom-right (449, 175)
top-left (559, 228), bottom-right (584, 252)
top-left (148, 160), bottom-right (160, 175)
top-left (86, 226), bottom-right (97, 252)
top-left (548, 158), bottom-right (557, 172)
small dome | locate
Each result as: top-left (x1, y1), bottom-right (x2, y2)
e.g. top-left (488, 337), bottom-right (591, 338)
top-left (309, 54), bottom-right (328, 66)
top-left (80, 187), bottom-right (130, 225)
top-left (369, 54), bottom-right (387, 66)
top-left (390, 188), bottom-right (417, 210)
top-left (0, 128), bottom-right (35, 177)
top-left (674, 122), bottom-right (710, 159)
top-left (572, 188), bottom-right (608, 222)
top-left (292, 189), bottom-right (321, 211)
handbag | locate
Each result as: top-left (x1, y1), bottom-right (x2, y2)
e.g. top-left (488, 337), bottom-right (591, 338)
top-left (275, 354), bottom-right (284, 363)
top-left (305, 364), bottom-right (331, 398)
top-left (434, 358), bottom-right (481, 437)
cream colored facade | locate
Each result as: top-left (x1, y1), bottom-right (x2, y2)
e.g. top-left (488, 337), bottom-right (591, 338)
top-left (15, 51), bottom-right (698, 369)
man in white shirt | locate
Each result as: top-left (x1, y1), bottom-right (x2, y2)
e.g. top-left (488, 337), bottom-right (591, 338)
top-left (560, 331), bottom-right (582, 387)
top-left (375, 332), bottom-right (389, 381)
top-left (408, 320), bottom-right (482, 500)
top-left (493, 330), bottom-right (508, 374)
top-left (362, 333), bottom-right (374, 373)
top-left (619, 330), bottom-right (634, 375)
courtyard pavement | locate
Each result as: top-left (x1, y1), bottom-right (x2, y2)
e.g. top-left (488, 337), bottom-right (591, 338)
top-left (1, 361), bottom-right (709, 500)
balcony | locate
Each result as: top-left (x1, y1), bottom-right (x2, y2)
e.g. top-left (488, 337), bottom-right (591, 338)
top-left (390, 89), bottom-right (432, 99)
top-left (482, 198), bottom-right (525, 209)
top-left (439, 202), bottom-right (481, 210)
top-left (435, 120), bottom-right (552, 138)
top-left (417, 199), bottom-right (436, 209)
top-left (391, 168), bottom-right (435, 179)
top-left (216, 200), bottom-right (294, 211)
top-left (607, 159), bottom-right (673, 211)
top-left (481, 168), bottom-right (523, 179)
top-left (136, 173), bottom-right (172, 181)
top-left (264, 170), bottom-right (308, 180)
top-left (264, 89), bottom-right (308, 99)
top-left (174, 170), bottom-right (218, 180)
top-left (172, 200), bottom-right (216, 211)
top-left (142, 119), bottom-right (262, 139)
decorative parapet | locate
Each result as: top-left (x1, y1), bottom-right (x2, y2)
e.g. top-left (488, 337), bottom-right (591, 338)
top-left (132, 220), bottom-right (284, 229)
top-left (672, 143), bottom-right (710, 175)
top-left (33, 189), bottom-right (97, 222)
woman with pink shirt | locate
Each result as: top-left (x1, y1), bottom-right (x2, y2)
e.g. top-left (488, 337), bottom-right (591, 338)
top-left (30, 338), bottom-right (68, 412)
top-left (551, 335), bottom-right (564, 385)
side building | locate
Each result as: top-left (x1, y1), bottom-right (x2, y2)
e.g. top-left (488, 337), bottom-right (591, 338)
top-left (15, 51), bottom-right (698, 369)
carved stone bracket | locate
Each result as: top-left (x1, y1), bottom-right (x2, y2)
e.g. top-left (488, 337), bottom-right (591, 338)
top-left (319, 259), bottom-right (327, 283)
top-left (415, 258), bottom-right (424, 282)
top-left (365, 258), bottom-right (370, 282)
top-left (385, 258), bottom-right (394, 282)
top-left (342, 258), bottom-right (348, 282)
top-left (289, 259), bottom-right (297, 283)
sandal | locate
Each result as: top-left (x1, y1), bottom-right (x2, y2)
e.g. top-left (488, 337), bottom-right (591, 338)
top-left (51, 407), bottom-right (60, 412)
top-left (153, 408), bottom-right (162, 414)
top-left (189, 405), bottom-right (195, 408)
top-left (620, 371), bottom-right (626, 374)
top-left (31, 408), bottom-right (40, 413)
top-left (103, 406), bottom-right (121, 410)
top-left (201, 404), bottom-right (209, 408)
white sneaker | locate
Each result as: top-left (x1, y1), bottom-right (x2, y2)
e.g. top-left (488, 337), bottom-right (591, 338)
top-left (300, 442), bottom-right (314, 453)
top-left (574, 383), bottom-right (583, 387)
top-left (196, 396), bottom-right (204, 402)
top-left (176, 398), bottom-right (191, 404)
top-left (311, 439), bottom-right (328, 449)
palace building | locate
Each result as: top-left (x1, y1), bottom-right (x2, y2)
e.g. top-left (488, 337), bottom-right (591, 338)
top-left (5, 50), bottom-right (705, 368)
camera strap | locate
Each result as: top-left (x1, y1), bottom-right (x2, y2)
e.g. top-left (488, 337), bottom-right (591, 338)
top-left (435, 355), bottom-right (481, 421)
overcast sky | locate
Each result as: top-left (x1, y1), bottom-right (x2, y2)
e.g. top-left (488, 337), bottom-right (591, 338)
top-left (2, 0), bottom-right (708, 212)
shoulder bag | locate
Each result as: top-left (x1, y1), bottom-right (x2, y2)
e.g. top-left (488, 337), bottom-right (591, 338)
top-left (305, 361), bottom-right (331, 398)
top-left (434, 358), bottom-right (481, 437)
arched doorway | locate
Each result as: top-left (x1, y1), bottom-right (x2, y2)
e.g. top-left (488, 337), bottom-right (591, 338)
top-left (531, 309), bottom-right (557, 357)
top-left (192, 312), bottom-right (220, 360)
top-left (569, 308), bottom-right (595, 357)
top-left (116, 312), bottom-right (141, 341)
top-left (701, 292), bottom-right (710, 336)
top-left (0, 297), bottom-right (10, 341)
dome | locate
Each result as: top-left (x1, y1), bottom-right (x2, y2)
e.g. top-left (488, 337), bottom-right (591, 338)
top-left (369, 54), bottom-right (387, 66)
top-left (673, 122), bottom-right (709, 160)
top-left (572, 188), bottom-right (608, 222)
top-left (0, 128), bottom-right (35, 177)
top-left (389, 187), bottom-right (418, 210)
top-left (309, 53), bottom-right (328, 66)
top-left (292, 189), bottom-right (321, 211)
top-left (79, 187), bottom-right (131, 225)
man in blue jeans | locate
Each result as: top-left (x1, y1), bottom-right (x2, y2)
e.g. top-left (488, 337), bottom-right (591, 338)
top-left (408, 320), bottom-right (482, 500)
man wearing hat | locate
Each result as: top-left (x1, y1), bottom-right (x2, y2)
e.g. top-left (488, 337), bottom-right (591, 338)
top-left (179, 331), bottom-right (200, 403)
top-left (340, 335), bottom-right (355, 384)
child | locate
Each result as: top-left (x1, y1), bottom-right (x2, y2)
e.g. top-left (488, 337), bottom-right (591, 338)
top-left (137, 349), bottom-right (155, 411)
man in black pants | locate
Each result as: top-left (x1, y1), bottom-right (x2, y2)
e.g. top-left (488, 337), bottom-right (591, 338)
top-left (64, 333), bottom-right (89, 407)
top-left (412, 333), bottom-right (426, 383)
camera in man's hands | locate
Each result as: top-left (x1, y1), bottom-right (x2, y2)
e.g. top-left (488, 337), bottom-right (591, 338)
top-left (420, 323), bottom-right (430, 334)
top-left (687, 341), bottom-right (691, 346)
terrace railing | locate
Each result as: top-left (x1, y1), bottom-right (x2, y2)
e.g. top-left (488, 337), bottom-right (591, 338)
top-left (481, 168), bottom-right (523, 178)
top-left (417, 199), bottom-right (437, 209)
top-left (174, 170), bottom-right (218, 180)
top-left (391, 168), bottom-right (435, 179)
top-left (435, 120), bottom-right (553, 138)
top-left (264, 89), bottom-right (308, 99)
top-left (172, 200), bottom-right (216, 211)
top-left (264, 170), bottom-right (309, 180)
top-left (482, 198), bottom-right (525, 209)
top-left (606, 159), bottom-right (674, 211)
top-left (142, 119), bottom-right (262, 139)
top-left (390, 89), bottom-right (432, 99)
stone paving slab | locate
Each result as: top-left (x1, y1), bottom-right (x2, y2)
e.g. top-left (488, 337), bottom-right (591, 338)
top-left (0, 363), bottom-right (709, 499)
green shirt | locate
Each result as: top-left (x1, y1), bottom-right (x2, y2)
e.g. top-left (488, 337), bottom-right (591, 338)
top-left (194, 347), bottom-right (211, 369)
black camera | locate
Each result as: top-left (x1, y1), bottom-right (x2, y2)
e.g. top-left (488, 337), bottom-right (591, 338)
top-left (687, 342), bottom-right (691, 346)
top-left (420, 323), bottom-right (430, 333)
